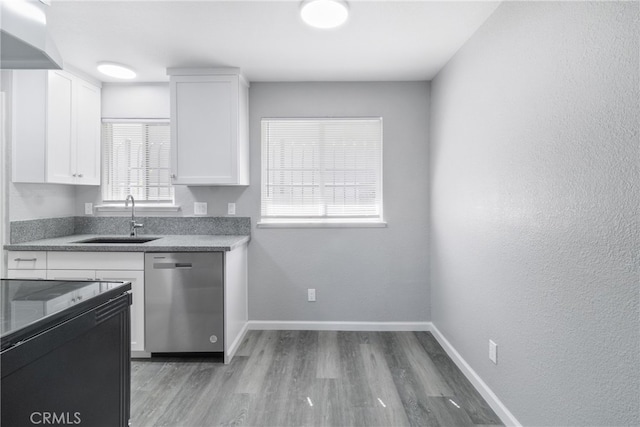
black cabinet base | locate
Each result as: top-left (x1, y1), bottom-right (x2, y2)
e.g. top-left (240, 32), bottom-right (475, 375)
top-left (1, 294), bottom-right (131, 427)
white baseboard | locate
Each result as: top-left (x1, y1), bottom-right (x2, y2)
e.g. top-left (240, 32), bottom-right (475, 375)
top-left (429, 324), bottom-right (521, 427)
top-left (247, 320), bottom-right (432, 331)
top-left (225, 322), bottom-right (250, 364)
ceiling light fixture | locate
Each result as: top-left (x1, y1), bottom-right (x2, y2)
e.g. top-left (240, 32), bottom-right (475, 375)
top-left (97, 62), bottom-right (136, 79)
top-left (300, 0), bottom-right (349, 29)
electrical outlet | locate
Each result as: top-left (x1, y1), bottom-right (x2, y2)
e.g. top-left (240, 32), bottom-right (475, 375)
top-left (228, 203), bottom-right (236, 215)
top-left (307, 288), bottom-right (316, 302)
top-left (84, 203), bottom-right (93, 215)
top-left (489, 340), bottom-right (498, 364)
top-left (194, 202), bottom-right (207, 215)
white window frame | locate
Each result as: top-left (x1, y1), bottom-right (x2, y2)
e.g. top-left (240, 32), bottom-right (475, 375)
top-left (259, 117), bottom-right (386, 228)
top-left (101, 119), bottom-right (175, 206)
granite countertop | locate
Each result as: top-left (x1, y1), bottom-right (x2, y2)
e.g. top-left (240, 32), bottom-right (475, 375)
top-left (4, 234), bottom-right (250, 252)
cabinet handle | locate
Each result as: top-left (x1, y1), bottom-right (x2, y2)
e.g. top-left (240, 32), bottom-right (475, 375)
top-left (78, 174), bottom-right (83, 178)
top-left (171, 174), bottom-right (176, 179)
top-left (14, 258), bottom-right (37, 262)
top-left (72, 173), bottom-right (77, 177)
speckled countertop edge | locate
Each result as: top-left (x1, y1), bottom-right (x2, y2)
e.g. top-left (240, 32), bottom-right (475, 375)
top-left (4, 234), bottom-right (250, 252)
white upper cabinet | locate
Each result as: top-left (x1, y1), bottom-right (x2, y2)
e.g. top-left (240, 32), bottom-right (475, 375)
top-left (168, 68), bottom-right (249, 185)
top-left (12, 69), bottom-right (101, 186)
top-left (45, 70), bottom-right (74, 184)
top-left (74, 78), bottom-right (101, 184)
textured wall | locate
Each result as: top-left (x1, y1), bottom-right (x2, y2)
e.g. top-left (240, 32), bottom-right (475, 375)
top-left (430, 2), bottom-right (639, 426)
top-left (247, 82), bottom-right (430, 323)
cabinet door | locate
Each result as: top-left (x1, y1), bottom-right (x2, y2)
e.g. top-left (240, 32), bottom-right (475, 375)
top-left (96, 270), bottom-right (145, 352)
top-left (12, 71), bottom-right (47, 183)
top-left (7, 251), bottom-right (47, 270)
top-left (75, 282), bottom-right (101, 302)
top-left (45, 293), bottom-right (76, 315)
top-left (7, 249), bottom-right (47, 280)
top-left (12, 70), bottom-right (101, 186)
top-left (46, 270), bottom-right (96, 281)
top-left (6, 270), bottom-right (48, 280)
top-left (75, 79), bottom-right (101, 185)
top-left (48, 251), bottom-right (144, 270)
top-left (46, 70), bottom-right (75, 184)
top-left (171, 75), bottom-right (239, 185)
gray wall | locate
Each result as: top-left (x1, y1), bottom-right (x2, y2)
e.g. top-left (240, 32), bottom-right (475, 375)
top-left (246, 82), bottom-right (430, 322)
top-left (101, 83), bottom-right (169, 119)
top-left (86, 81), bottom-right (431, 323)
top-left (10, 184), bottom-right (76, 221)
top-left (430, 2), bottom-right (639, 426)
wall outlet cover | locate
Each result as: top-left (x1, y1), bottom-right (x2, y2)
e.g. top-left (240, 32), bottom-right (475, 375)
top-left (194, 202), bottom-right (207, 216)
top-left (308, 288), bottom-right (316, 302)
top-left (84, 203), bottom-right (93, 215)
top-left (228, 203), bottom-right (236, 215)
top-left (489, 340), bottom-right (498, 364)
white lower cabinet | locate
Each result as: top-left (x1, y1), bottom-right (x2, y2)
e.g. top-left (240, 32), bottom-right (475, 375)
top-left (47, 270), bottom-right (96, 281)
top-left (7, 251), bottom-right (47, 279)
top-left (7, 251), bottom-right (47, 270)
top-left (10, 282), bottom-right (101, 330)
top-left (223, 243), bottom-right (249, 363)
top-left (6, 270), bottom-right (48, 280)
top-left (95, 270), bottom-right (145, 353)
top-left (44, 269), bottom-right (145, 352)
top-left (8, 251), bottom-right (145, 354)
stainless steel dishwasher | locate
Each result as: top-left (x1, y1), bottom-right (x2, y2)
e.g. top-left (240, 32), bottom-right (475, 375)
top-left (145, 253), bottom-right (224, 353)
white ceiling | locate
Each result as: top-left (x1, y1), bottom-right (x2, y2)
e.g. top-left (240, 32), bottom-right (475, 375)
top-left (47, 0), bottom-right (501, 83)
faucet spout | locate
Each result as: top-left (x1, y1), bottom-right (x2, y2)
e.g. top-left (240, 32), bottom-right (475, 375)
top-left (125, 195), bottom-right (143, 237)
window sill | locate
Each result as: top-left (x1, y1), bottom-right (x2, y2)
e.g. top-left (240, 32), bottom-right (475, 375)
top-left (257, 221), bottom-right (387, 229)
top-left (95, 204), bottom-right (181, 214)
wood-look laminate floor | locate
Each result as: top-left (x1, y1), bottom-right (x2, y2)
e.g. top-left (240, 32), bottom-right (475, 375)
top-left (131, 331), bottom-right (503, 427)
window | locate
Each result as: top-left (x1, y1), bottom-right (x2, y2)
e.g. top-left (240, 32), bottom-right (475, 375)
top-left (260, 118), bottom-right (384, 226)
top-left (102, 120), bottom-right (174, 202)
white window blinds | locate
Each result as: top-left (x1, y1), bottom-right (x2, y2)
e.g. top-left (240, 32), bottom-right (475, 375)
top-left (261, 118), bottom-right (383, 223)
top-left (102, 120), bottom-right (174, 202)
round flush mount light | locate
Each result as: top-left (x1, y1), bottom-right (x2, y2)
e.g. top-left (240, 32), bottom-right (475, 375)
top-left (97, 62), bottom-right (136, 79)
top-left (300, 0), bottom-right (349, 29)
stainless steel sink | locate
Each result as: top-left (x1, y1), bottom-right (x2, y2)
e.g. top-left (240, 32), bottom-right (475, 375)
top-left (73, 237), bottom-right (160, 244)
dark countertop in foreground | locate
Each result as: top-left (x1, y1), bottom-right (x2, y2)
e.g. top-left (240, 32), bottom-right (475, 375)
top-left (4, 234), bottom-right (250, 252)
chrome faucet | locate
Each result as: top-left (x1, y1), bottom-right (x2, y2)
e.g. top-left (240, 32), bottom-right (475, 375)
top-left (125, 195), bottom-right (144, 237)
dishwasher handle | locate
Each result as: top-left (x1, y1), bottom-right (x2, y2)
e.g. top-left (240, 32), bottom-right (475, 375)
top-left (153, 262), bottom-right (193, 269)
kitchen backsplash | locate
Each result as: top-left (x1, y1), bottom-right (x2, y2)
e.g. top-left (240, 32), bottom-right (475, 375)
top-left (10, 217), bottom-right (76, 244)
top-left (10, 216), bottom-right (251, 244)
